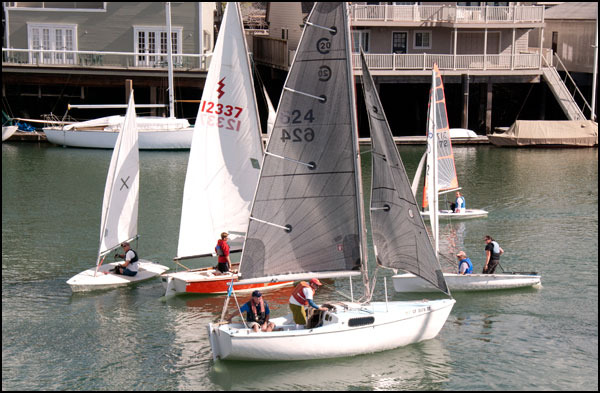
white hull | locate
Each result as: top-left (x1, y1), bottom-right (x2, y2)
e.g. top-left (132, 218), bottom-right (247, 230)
top-left (2, 125), bottom-right (18, 142)
top-left (421, 208), bottom-right (488, 220)
top-left (392, 272), bottom-right (541, 292)
top-left (208, 299), bottom-right (455, 361)
top-left (43, 127), bottom-right (193, 150)
top-left (67, 260), bottom-right (170, 292)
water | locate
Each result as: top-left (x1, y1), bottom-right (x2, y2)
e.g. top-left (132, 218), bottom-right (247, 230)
top-left (2, 142), bottom-right (598, 390)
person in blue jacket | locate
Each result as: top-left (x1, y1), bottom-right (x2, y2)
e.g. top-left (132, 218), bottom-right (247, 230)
top-left (456, 251), bottom-right (473, 275)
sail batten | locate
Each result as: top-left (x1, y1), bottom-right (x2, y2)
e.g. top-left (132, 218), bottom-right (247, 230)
top-left (360, 51), bottom-right (449, 295)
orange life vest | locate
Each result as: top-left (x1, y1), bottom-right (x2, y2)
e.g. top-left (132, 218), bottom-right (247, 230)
top-left (291, 281), bottom-right (314, 306)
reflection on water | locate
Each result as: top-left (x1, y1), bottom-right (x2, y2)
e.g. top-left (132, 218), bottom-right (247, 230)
top-left (2, 143), bottom-right (597, 390)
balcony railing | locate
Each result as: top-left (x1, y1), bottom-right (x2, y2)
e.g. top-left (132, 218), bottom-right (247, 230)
top-left (350, 4), bottom-right (544, 24)
top-left (2, 48), bottom-right (211, 71)
top-left (355, 52), bottom-right (549, 72)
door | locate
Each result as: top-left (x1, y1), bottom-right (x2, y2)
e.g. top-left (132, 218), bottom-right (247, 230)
top-left (392, 32), bottom-right (407, 54)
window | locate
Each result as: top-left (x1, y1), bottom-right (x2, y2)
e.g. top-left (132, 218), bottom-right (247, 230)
top-left (134, 27), bottom-right (182, 67)
top-left (281, 28), bottom-right (289, 40)
top-left (351, 30), bottom-right (369, 53)
top-left (392, 32), bottom-right (408, 54)
top-left (414, 31), bottom-right (431, 50)
top-left (27, 23), bottom-right (77, 65)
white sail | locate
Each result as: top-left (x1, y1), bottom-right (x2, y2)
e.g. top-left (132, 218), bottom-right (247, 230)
top-left (177, 2), bottom-right (263, 259)
top-left (98, 91), bottom-right (139, 259)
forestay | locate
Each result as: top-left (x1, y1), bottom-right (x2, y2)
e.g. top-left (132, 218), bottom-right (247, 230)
top-left (360, 51), bottom-right (449, 295)
top-left (177, 2), bottom-right (263, 259)
top-left (240, 3), bottom-right (366, 281)
top-left (422, 64), bottom-right (458, 211)
top-left (98, 92), bottom-right (139, 261)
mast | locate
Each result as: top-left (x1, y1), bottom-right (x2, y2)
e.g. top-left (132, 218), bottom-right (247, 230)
top-left (165, 2), bottom-right (175, 119)
top-left (427, 69), bottom-right (440, 256)
top-left (343, 4), bottom-right (370, 292)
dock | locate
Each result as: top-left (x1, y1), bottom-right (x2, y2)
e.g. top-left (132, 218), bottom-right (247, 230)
top-left (7, 131), bottom-right (489, 145)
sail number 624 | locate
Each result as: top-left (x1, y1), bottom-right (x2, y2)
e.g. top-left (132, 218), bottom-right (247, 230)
top-left (281, 128), bottom-right (315, 142)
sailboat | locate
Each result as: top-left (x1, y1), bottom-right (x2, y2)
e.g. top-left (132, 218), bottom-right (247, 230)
top-left (392, 66), bottom-right (541, 293)
top-left (2, 125), bottom-right (19, 142)
top-left (67, 90), bottom-right (169, 292)
top-left (161, 2), bottom-right (291, 296)
top-left (413, 66), bottom-right (488, 220)
top-left (43, 3), bottom-right (193, 150)
top-left (207, 3), bottom-right (455, 362)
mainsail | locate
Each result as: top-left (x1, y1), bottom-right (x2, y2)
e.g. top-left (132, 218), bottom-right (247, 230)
top-left (422, 64), bottom-right (458, 210)
top-left (240, 3), bottom-right (367, 281)
top-left (176, 2), bottom-right (263, 259)
top-left (360, 52), bottom-right (449, 295)
top-left (98, 91), bottom-right (139, 261)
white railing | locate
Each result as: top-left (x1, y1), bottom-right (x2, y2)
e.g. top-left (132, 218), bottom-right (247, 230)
top-left (354, 53), bottom-right (544, 71)
top-left (351, 4), bottom-right (544, 23)
top-left (2, 48), bottom-right (211, 71)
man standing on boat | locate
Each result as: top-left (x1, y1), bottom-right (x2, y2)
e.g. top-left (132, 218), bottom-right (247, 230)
top-left (483, 235), bottom-right (504, 274)
top-left (289, 278), bottom-right (328, 328)
top-left (215, 232), bottom-right (231, 273)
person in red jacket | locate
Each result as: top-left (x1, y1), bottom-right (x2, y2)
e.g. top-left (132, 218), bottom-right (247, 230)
top-left (215, 232), bottom-right (231, 273)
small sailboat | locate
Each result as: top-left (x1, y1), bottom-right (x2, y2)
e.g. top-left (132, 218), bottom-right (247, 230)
top-left (207, 3), bottom-right (454, 362)
top-left (67, 90), bottom-right (169, 292)
top-left (392, 67), bottom-right (541, 293)
top-left (414, 65), bottom-right (488, 220)
top-left (161, 2), bottom-right (291, 296)
top-left (2, 125), bottom-right (19, 142)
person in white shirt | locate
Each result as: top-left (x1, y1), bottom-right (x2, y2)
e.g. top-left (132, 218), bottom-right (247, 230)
top-left (113, 242), bottom-right (139, 276)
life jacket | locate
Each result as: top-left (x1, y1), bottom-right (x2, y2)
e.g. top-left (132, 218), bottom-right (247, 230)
top-left (245, 299), bottom-right (267, 324)
top-left (291, 281), bottom-right (314, 306)
top-left (459, 257), bottom-right (473, 274)
top-left (129, 249), bottom-right (139, 263)
top-left (216, 239), bottom-right (229, 263)
top-left (457, 196), bottom-right (466, 209)
top-left (491, 241), bottom-right (501, 259)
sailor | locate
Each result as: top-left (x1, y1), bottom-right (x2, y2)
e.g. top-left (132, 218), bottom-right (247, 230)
top-left (453, 191), bottom-right (466, 214)
top-left (288, 278), bottom-right (328, 329)
top-left (456, 251), bottom-right (473, 275)
top-left (483, 235), bottom-right (504, 274)
top-left (113, 242), bottom-right (139, 276)
top-left (229, 290), bottom-right (275, 332)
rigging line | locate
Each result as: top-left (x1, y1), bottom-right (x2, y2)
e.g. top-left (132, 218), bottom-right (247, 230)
top-left (283, 86), bottom-right (326, 102)
top-left (264, 151), bottom-right (316, 169)
top-left (305, 21), bottom-right (337, 33)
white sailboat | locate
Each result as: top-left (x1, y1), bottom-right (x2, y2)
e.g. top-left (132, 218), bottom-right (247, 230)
top-left (392, 66), bottom-right (541, 293)
top-left (161, 2), bottom-right (291, 296)
top-left (43, 3), bottom-right (193, 150)
top-left (66, 90), bottom-right (169, 292)
top-left (207, 3), bottom-right (454, 362)
top-left (413, 67), bottom-right (488, 220)
top-left (2, 125), bottom-right (19, 142)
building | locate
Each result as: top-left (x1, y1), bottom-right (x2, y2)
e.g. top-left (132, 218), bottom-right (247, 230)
top-left (2, 2), bottom-right (216, 122)
top-left (252, 2), bottom-right (591, 135)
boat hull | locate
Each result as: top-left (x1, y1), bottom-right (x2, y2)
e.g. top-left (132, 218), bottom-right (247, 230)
top-left (421, 208), bottom-right (488, 220)
top-left (208, 299), bottom-right (455, 361)
top-left (67, 260), bottom-right (170, 292)
top-left (392, 272), bottom-right (541, 292)
top-left (161, 268), bottom-right (293, 296)
top-left (43, 128), bottom-right (193, 150)
top-left (2, 125), bottom-right (19, 142)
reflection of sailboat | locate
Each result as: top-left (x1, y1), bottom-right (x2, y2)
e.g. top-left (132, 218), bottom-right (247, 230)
top-left (414, 65), bottom-right (487, 220)
top-left (207, 3), bottom-right (454, 362)
top-left (392, 67), bottom-right (541, 293)
top-left (161, 2), bottom-right (291, 296)
top-left (67, 91), bottom-right (169, 292)
top-left (43, 3), bottom-right (193, 150)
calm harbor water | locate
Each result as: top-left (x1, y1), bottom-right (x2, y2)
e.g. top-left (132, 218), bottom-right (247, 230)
top-left (2, 142), bottom-right (598, 390)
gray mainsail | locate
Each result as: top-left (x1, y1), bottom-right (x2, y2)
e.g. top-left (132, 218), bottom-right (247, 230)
top-left (240, 3), bottom-right (366, 280)
top-left (360, 51), bottom-right (449, 295)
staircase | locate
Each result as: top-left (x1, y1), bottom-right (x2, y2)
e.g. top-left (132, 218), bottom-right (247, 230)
top-left (542, 67), bottom-right (586, 120)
